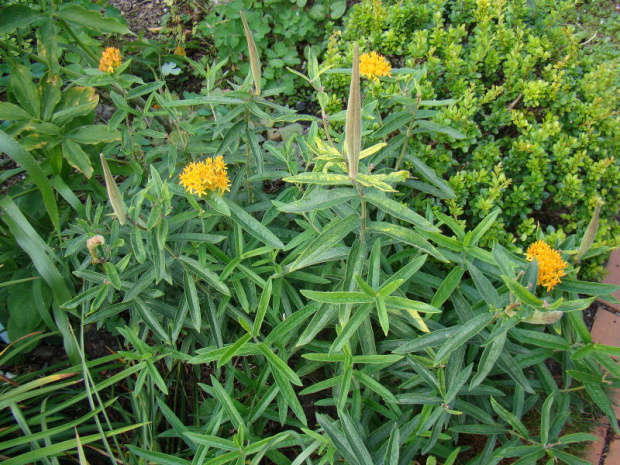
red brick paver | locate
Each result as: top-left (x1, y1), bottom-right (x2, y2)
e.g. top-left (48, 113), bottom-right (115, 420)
top-left (604, 438), bottom-right (620, 464)
top-left (584, 421), bottom-right (608, 464)
top-left (601, 249), bottom-right (620, 312)
top-left (590, 310), bottom-right (620, 422)
top-left (591, 309), bottom-right (620, 347)
top-left (590, 247), bottom-right (620, 464)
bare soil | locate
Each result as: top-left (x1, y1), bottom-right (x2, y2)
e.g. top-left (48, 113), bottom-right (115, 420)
top-left (108, 0), bottom-right (168, 37)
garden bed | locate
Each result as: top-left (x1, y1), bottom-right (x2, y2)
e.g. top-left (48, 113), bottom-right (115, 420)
top-left (0, 0), bottom-right (619, 464)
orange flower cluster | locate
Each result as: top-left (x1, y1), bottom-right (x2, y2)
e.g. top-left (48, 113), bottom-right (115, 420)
top-left (179, 156), bottom-right (230, 197)
top-left (99, 47), bottom-right (122, 73)
top-left (359, 51), bottom-right (391, 81)
top-left (525, 240), bottom-right (568, 291)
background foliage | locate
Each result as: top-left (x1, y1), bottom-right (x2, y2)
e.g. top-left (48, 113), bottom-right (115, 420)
top-left (322, 0), bottom-right (620, 279)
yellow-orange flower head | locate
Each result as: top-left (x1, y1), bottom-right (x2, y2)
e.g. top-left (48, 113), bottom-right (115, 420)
top-left (359, 51), bottom-right (391, 81)
top-left (179, 156), bottom-right (231, 197)
top-left (99, 47), bottom-right (122, 73)
top-left (525, 240), bottom-right (568, 292)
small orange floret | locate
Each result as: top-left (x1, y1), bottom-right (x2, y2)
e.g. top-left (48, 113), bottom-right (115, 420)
top-left (525, 240), bottom-right (568, 292)
top-left (99, 47), bottom-right (122, 73)
top-left (359, 51), bottom-right (391, 81)
top-left (179, 156), bottom-right (231, 197)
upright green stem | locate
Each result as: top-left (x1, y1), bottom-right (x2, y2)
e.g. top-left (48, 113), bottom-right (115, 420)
top-left (317, 95), bottom-right (335, 146)
top-left (244, 107), bottom-right (253, 204)
top-left (302, 213), bottom-right (321, 234)
top-left (58, 20), bottom-right (99, 66)
top-left (356, 183), bottom-right (367, 244)
top-left (395, 93), bottom-right (421, 171)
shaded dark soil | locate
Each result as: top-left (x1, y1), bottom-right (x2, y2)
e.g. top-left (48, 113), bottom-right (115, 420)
top-left (601, 425), bottom-right (620, 465)
top-left (0, 157), bottom-right (24, 195)
top-left (584, 299), bottom-right (600, 331)
top-left (0, 325), bottom-right (120, 375)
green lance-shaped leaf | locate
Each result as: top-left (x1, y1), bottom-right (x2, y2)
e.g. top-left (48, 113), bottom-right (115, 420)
top-left (470, 331), bottom-right (506, 390)
top-left (10, 63), bottom-right (40, 119)
top-left (274, 188), bottom-right (357, 213)
top-left (252, 278), bottom-right (273, 336)
top-left (0, 130), bottom-right (59, 233)
top-left (383, 425), bottom-right (400, 465)
top-left (62, 140), bottom-right (93, 178)
top-left (340, 411), bottom-right (374, 465)
top-left (100, 154), bottom-right (126, 225)
top-left (575, 198), bottom-right (603, 262)
top-left (364, 191), bottom-right (438, 232)
top-left (56, 4), bottom-right (133, 35)
top-left (239, 11), bottom-right (261, 96)
top-left (490, 397), bottom-right (530, 438)
top-left (501, 275), bottom-right (543, 309)
top-left (434, 313), bottom-right (494, 365)
top-left (316, 414), bottom-right (360, 465)
top-left (283, 172), bottom-right (353, 186)
top-left (291, 214), bottom-right (360, 272)
top-left (376, 297), bottom-right (390, 336)
top-left (0, 102), bottom-right (33, 121)
top-left (224, 198), bottom-right (285, 249)
top-left (345, 43), bottom-right (361, 181)
top-left (540, 393), bottom-right (554, 445)
top-left (208, 376), bottom-right (244, 430)
top-left (0, 5), bottom-right (43, 35)
top-left (184, 272), bottom-right (201, 331)
top-left (258, 343), bottom-right (302, 386)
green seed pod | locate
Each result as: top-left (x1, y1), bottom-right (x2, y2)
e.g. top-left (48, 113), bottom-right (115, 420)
top-left (575, 197), bottom-right (603, 262)
top-left (523, 310), bottom-right (563, 325)
top-left (345, 43), bottom-right (361, 181)
top-left (100, 153), bottom-right (126, 225)
top-left (240, 11), bottom-right (261, 97)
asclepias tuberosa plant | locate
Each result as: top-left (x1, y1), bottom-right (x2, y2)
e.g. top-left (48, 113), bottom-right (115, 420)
top-left (1, 4), bottom-right (619, 464)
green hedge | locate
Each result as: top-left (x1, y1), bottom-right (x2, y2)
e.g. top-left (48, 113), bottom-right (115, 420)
top-left (324, 0), bottom-right (620, 278)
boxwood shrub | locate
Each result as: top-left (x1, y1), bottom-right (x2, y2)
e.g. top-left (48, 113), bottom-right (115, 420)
top-left (323, 0), bottom-right (620, 279)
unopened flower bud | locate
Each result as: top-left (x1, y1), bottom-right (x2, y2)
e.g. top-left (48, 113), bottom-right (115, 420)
top-left (87, 235), bottom-right (105, 263)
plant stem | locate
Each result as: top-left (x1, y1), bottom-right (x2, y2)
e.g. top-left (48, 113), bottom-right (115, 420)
top-left (302, 212), bottom-right (321, 234)
top-left (320, 105), bottom-right (335, 146)
top-left (58, 19), bottom-right (99, 66)
top-left (395, 93), bottom-right (422, 171)
top-left (356, 183), bottom-right (367, 243)
top-left (244, 107), bottom-right (253, 204)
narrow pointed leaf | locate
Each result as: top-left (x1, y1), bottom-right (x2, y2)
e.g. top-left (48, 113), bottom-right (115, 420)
top-left (0, 130), bottom-right (59, 232)
top-left (184, 272), bottom-right (201, 331)
top-left (252, 278), bottom-right (273, 336)
top-left (258, 343), bottom-right (302, 386)
top-left (369, 222), bottom-right (447, 262)
top-left (224, 198), bottom-right (284, 249)
top-left (435, 313), bottom-right (493, 364)
top-left (431, 267), bottom-right (465, 308)
top-left (208, 376), bottom-right (244, 429)
top-left (365, 191), bottom-right (438, 231)
top-left (470, 332), bottom-right (506, 390)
